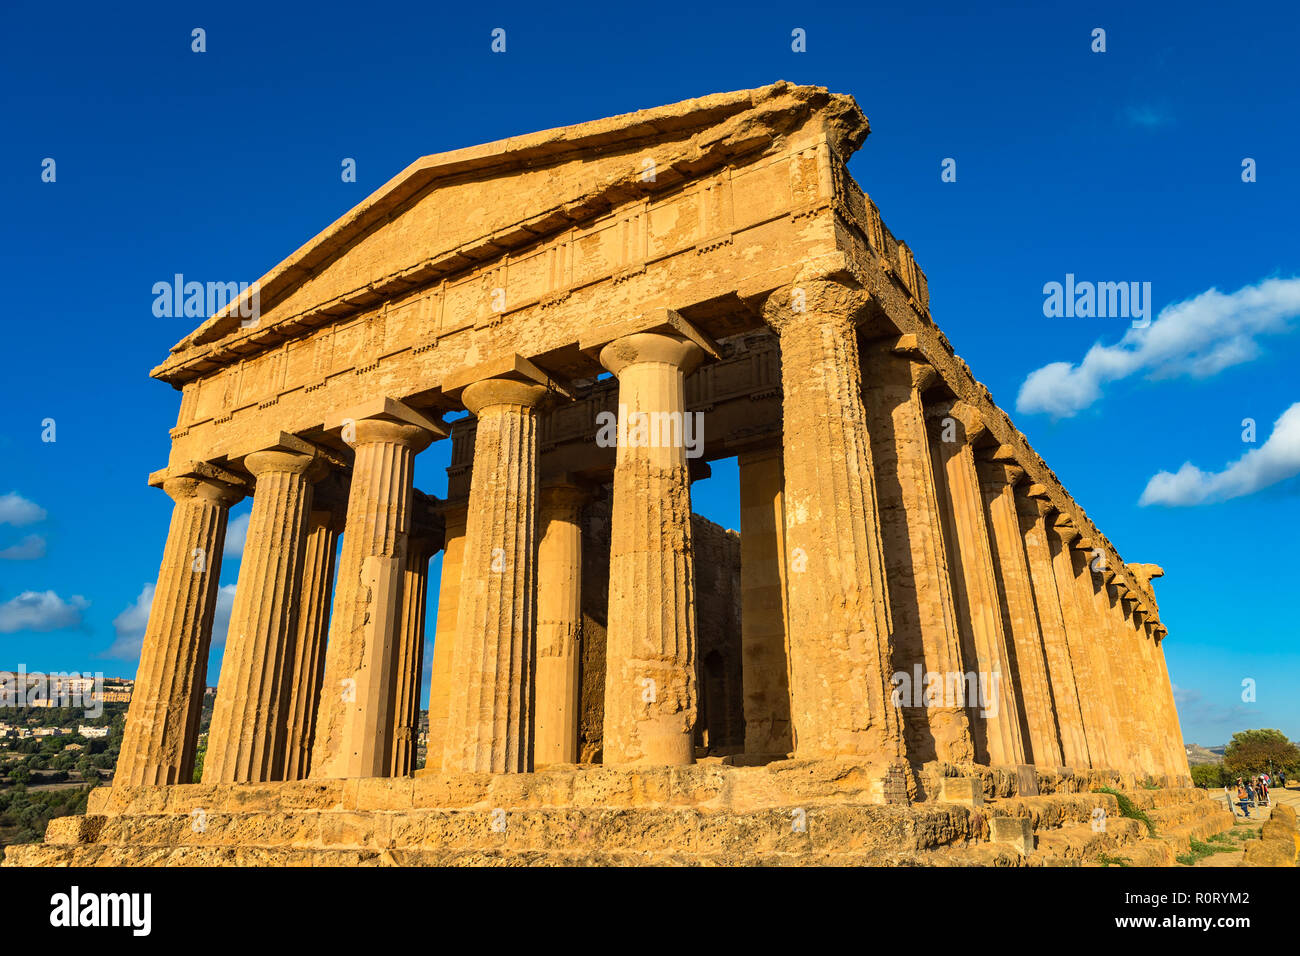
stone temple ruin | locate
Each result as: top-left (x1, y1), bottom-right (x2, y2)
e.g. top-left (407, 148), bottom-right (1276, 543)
top-left (10, 83), bottom-right (1232, 866)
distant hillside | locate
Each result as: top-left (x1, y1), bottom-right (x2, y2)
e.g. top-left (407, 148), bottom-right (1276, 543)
top-left (1185, 743), bottom-right (1226, 765)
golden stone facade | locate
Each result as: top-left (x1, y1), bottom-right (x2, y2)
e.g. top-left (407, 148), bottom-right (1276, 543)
top-left (10, 83), bottom-right (1224, 867)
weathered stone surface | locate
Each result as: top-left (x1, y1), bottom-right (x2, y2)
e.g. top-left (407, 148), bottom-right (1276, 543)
top-left (601, 331), bottom-right (703, 766)
top-left (443, 379), bottom-right (548, 773)
top-left (117, 471), bottom-right (243, 786)
top-left (738, 448), bottom-right (791, 755)
top-left (44, 84), bottom-right (1195, 867)
top-left (205, 447), bottom-right (320, 784)
top-left (533, 483), bottom-right (586, 767)
top-left (311, 411), bottom-right (439, 779)
top-left (860, 341), bottom-right (972, 765)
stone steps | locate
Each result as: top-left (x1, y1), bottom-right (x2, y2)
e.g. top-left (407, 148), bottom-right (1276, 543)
top-left (3, 773), bottom-right (1232, 867)
top-left (17, 802), bottom-right (975, 860)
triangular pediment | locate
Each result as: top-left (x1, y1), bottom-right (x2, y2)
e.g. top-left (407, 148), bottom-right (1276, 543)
top-left (152, 82), bottom-right (868, 385)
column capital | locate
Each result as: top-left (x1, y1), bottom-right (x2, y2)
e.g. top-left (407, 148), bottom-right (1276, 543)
top-left (462, 377), bottom-right (550, 415)
top-left (978, 457), bottom-right (1026, 489)
top-left (539, 479), bottom-right (590, 516)
top-left (1048, 514), bottom-right (1081, 545)
top-left (581, 308), bottom-right (720, 364)
top-left (925, 397), bottom-right (987, 443)
top-left (160, 475), bottom-right (244, 507)
top-left (437, 499), bottom-right (469, 537)
top-left (599, 331), bottom-right (704, 377)
top-left (152, 460), bottom-right (246, 507)
top-left (762, 278), bottom-right (871, 331)
top-left (244, 449), bottom-right (320, 479)
top-left (310, 471), bottom-right (350, 531)
top-left (239, 432), bottom-right (339, 483)
top-left (330, 397), bottom-right (447, 452)
top-left (862, 335), bottom-right (938, 391)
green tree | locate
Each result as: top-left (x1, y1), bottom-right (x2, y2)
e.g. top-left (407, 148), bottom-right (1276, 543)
top-left (9, 766), bottom-right (30, 786)
top-left (1222, 729), bottom-right (1300, 778)
top-left (1190, 763), bottom-right (1227, 788)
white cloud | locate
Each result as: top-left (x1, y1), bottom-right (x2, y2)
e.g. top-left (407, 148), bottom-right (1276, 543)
top-left (106, 583), bottom-right (155, 658)
top-left (104, 582), bottom-right (237, 660)
top-left (212, 584), bottom-right (236, 645)
top-left (1017, 277), bottom-right (1300, 417)
top-left (0, 534), bottom-right (46, 560)
top-left (1140, 402), bottom-right (1300, 506)
top-left (0, 492), bottom-right (46, 527)
top-left (0, 591), bottom-right (88, 633)
top-left (224, 512), bottom-right (249, 558)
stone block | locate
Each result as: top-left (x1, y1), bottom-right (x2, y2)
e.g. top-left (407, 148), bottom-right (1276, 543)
top-left (988, 815), bottom-right (1034, 855)
top-left (1015, 764), bottom-right (1040, 796)
top-left (1242, 837), bottom-right (1296, 867)
top-left (45, 814), bottom-right (102, 846)
top-left (939, 776), bottom-right (983, 807)
top-left (354, 777), bottom-right (415, 811)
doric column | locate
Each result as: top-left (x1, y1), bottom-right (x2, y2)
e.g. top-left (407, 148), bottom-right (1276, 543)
top-left (442, 378), bottom-right (548, 773)
top-left (761, 277), bottom-right (904, 771)
top-left (1128, 565), bottom-right (1187, 780)
top-left (600, 331), bottom-right (703, 766)
top-left (533, 482), bottom-right (586, 768)
top-left (738, 446), bottom-right (792, 756)
top-left (1128, 615), bottom-right (1167, 777)
top-left (281, 484), bottom-right (346, 781)
top-left (1140, 620), bottom-right (1184, 780)
top-left (1102, 578), bottom-right (1156, 775)
top-left (1055, 518), bottom-right (1131, 771)
top-left (1071, 546), bottom-right (1139, 773)
top-left (423, 503), bottom-right (465, 772)
top-left (927, 402), bottom-right (1028, 768)
top-left (972, 454), bottom-right (1063, 768)
top-left (310, 402), bottom-right (441, 779)
top-left (1044, 515), bottom-right (1115, 769)
top-left (389, 492), bottom-right (442, 777)
top-left (205, 440), bottom-right (324, 784)
top-left (117, 464), bottom-right (243, 786)
top-left (1014, 492), bottom-right (1092, 770)
top-left (860, 338), bottom-right (974, 765)
top-left (1152, 631), bottom-right (1192, 783)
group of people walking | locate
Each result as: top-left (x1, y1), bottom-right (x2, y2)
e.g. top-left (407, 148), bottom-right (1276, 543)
top-left (1227, 772), bottom-right (1280, 817)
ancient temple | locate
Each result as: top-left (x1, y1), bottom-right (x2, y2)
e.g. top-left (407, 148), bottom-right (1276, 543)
top-left (11, 83), bottom-right (1226, 867)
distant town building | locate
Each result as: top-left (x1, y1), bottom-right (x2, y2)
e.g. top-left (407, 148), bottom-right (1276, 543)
top-left (79, 725), bottom-right (110, 739)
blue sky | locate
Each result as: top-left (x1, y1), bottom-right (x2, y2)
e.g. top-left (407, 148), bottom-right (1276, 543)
top-left (2, 0), bottom-right (1296, 749)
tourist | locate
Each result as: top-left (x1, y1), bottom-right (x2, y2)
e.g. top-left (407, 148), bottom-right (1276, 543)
top-left (1236, 779), bottom-right (1252, 817)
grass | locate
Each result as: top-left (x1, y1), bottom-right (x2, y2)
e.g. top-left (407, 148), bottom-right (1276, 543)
top-left (1096, 852), bottom-right (1131, 867)
top-left (1175, 836), bottom-right (1242, 866)
top-left (1093, 787), bottom-right (1157, 836)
